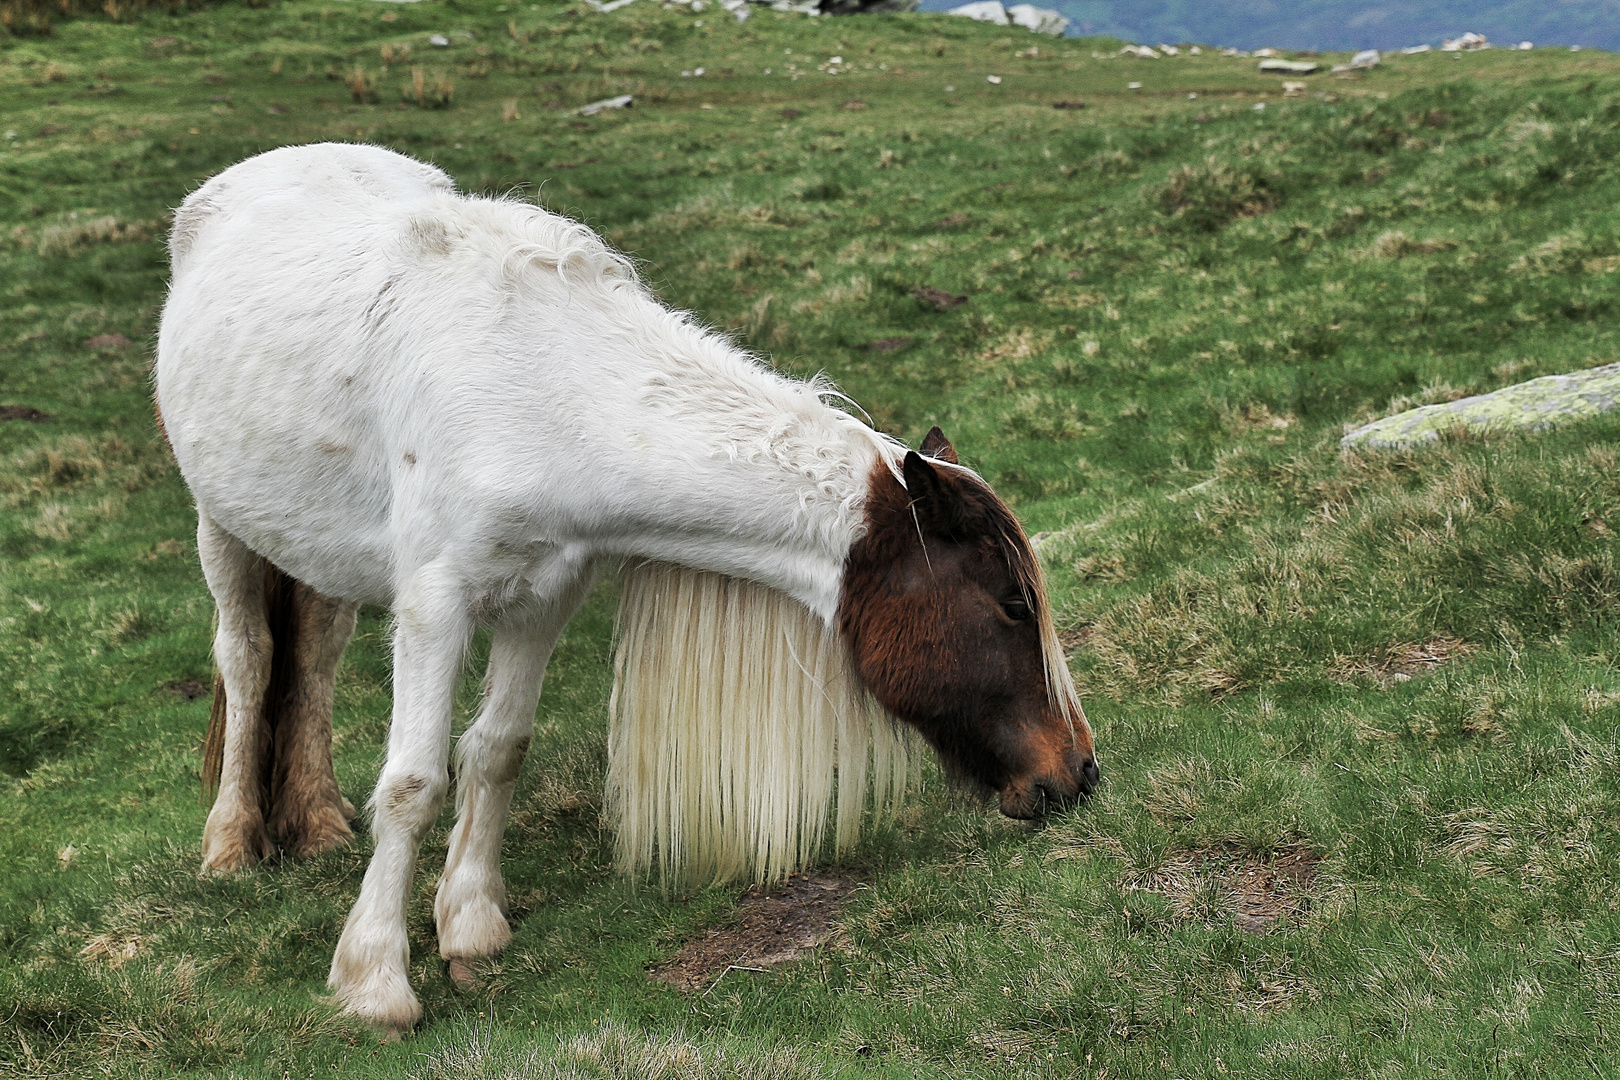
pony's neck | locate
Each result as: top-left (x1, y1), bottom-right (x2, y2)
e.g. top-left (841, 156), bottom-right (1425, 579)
top-left (612, 307), bottom-right (898, 623)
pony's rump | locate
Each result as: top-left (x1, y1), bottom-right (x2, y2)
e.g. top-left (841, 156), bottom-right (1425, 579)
top-left (608, 561), bottom-right (911, 886)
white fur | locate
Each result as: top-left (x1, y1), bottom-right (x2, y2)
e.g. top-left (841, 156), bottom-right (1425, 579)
top-left (155, 143), bottom-right (909, 1031)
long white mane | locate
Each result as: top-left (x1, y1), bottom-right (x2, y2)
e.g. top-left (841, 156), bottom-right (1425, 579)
top-left (608, 562), bottom-right (912, 886)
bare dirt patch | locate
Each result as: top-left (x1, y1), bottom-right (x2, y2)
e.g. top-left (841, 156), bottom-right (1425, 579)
top-left (1328, 636), bottom-right (1475, 688)
top-left (1129, 848), bottom-right (1320, 934)
top-left (653, 874), bottom-right (856, 992)
top-left (0, 405), bottom-right (49, 422)
top-left (911, 286), bottom-right (968, 311)
top-left (163, 679), bottom-right (209, 701)
top-left (82, 333), bottom-right (132, 350)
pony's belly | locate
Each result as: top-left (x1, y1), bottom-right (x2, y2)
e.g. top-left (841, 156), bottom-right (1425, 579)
top-left (186, 451), bottom-right (397, 604)
top-left (163, 371), bottom-right (398, 603)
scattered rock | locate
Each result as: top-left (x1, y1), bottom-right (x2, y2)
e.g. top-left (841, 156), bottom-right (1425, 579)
top-left (428, 33), bottom-right (450, 47)
top-left (1119, 44), bottom-right (1159, 59)
top-left (1258, 58), bottom-right (1318, 74)
top-left (83, 333), bottom-right (132, 350)
top-left (946, 1), bottom-right (1008, 25)
top-left (1007, 3), bottom-right (1066, 35)
top-left (1051, 100), bottom-right (1086, 110)
top-left (0, 405), bottom-right (49, 422)
top-left (1282, 80), bottom-right (1307, 95)
top-left (577, 94), bottom-right (633, 116)
top-left (863, 336), bottom-right (914, 353)
top-left (911, 286), bottom-right (968, 311)
top-left (1441, 32), bottom-right (1488, 52)
top-left (164, 678), bottom-right (210, 701)
top-left (1401, 44), bottom-right (1431, 54)
top-left (1342, 361), bottom-right (1620, 448)
top-left (653, 874), bottom-right (857, 992)
top-left (1349, 48), bottom-right (1381, 68)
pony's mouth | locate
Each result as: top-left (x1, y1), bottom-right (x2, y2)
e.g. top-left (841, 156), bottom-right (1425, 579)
top-left (997, 756), bottom-right (1099, 819)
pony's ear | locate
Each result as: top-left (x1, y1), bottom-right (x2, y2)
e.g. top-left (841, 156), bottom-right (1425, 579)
top-left (902, 450), bottom-right (970, 537)
top-left (919, 426), bottom-right (959, 464)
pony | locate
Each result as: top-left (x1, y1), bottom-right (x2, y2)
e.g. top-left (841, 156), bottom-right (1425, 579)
top-left (154, 143), bottom-right (1097, 1035)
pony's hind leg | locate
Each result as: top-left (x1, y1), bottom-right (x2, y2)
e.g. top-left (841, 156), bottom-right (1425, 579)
top-left (197, 512), bottom-right (275, 873)
top-left (435, 572), bottom-right (593, 987)
top-left (268, 581), bottom-right (359, 858)
top-left (328, 565), bottom-right (471, 1035)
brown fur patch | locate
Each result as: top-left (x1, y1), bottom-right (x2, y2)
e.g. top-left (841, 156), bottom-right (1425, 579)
top-left (387, 775), bottom-right (429, 810)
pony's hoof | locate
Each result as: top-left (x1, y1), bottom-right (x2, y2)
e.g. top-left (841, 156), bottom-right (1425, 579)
top-left (332, 975), bottom-right (422, 1038)
top-left (446, 955), bottom-right (480, 990)
top-left (434, 888), bottom-right (511, 962)
top-left (200, 814), bottom-right (272, 873)
top-left (273, 801), bottom-right (355, 859)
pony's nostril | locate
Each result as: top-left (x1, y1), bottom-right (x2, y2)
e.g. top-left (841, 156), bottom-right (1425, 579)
top-left (1081, 757), bottom-right (1100, 790)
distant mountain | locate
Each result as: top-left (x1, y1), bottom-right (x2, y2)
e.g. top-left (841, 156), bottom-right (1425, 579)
top-left (916, 1), bottom-right (1620, 52)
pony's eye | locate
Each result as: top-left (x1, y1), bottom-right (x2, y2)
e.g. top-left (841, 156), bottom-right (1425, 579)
top-left (1000, 599), bottom-right (1031, 622)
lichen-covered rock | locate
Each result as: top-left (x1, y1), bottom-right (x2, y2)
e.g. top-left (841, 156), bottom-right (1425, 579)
top-left (947, 1), bottom-right (1009, 25)
top-left (1007, 4), bottom-right (1067, 35)
top-left (1341, 362), bottom-right (1620, 448)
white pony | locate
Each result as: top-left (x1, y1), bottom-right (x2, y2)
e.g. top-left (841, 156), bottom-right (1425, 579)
top-left (155, 143), bottom-right (1095, 1034)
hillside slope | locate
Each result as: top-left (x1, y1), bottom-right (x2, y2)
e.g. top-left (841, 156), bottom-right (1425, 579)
top-left (3, 5), bottom-right (1620, 1077)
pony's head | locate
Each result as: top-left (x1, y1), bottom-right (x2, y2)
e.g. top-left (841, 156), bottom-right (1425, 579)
top-left (840, 427), bottom-right (1098, 819)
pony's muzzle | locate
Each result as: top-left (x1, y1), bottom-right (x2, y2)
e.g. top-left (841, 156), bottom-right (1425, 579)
top-left (998, 750), bottom-right (1098, 820)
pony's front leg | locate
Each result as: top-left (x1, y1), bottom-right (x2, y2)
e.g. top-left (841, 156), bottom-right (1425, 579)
top-left (435, 574), bottom-right (592, 986)
top-left (328, 575), bottom-right (470, 1036)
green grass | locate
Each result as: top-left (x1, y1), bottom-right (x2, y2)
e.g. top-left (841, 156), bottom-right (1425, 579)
top-left (5, 4), bottom-right (1620, 1076)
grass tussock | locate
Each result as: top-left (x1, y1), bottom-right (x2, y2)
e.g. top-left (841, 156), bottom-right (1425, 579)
top-left (404, 66), bottom-right (456, 109)
top-left (410, 1022), bottom-right (832, 1080)
top-left (1153, 159), bottom-right (1279, 231)
top-left (31, 215), bottom-right (159, 257)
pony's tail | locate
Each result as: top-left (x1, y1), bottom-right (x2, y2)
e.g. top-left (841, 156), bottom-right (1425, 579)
top-left (200, 564), bottom-right (301, 808)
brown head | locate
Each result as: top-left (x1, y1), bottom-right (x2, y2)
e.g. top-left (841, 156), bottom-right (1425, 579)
top-left (839, 427), bottom-right (1098, 819)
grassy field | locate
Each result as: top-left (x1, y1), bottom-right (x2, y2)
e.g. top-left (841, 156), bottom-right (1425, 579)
top-left (5, 3), bottom-right (1620, 1076)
